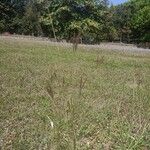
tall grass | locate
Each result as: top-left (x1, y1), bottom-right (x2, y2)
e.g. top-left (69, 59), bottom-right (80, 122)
top-left (0, 38), bottom-right (150, 149)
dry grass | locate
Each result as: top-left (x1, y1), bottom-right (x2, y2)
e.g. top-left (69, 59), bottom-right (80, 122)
top-left (0, 38), bottom-right (150, 150)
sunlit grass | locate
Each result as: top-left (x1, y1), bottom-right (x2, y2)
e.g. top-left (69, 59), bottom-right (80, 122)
top-left (0, 38), bottom-right (150, 149)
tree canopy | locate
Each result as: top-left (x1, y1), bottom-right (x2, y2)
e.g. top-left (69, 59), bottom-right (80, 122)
top-left (0, 0), bottom-right (149, 44)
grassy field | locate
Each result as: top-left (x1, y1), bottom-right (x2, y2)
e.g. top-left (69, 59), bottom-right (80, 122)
top-left (0, 38), bottom-right (150, 150)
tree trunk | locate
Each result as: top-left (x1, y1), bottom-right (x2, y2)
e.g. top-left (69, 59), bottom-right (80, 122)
top-left (72, 32), bottom-right (81, 51)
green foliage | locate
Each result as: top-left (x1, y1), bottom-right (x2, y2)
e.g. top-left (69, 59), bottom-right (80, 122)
top-left (112, 2), bottom-right (132, 42)
top-left (131, 0), bottom-right (150, 42)
top-left (0, 20), bottom-right (5, 33)
top-left (0, 0), bottom-right (149, 43)
top-left (22, 2), bottom-right (42, 36)
top-left (40, 0), bottom-right (101, 41)
top-left (68, 19), bottom-right (99, 34)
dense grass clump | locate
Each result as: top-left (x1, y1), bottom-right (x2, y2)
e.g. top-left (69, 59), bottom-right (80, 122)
top-left (0, 38), bottom-right (150, 149)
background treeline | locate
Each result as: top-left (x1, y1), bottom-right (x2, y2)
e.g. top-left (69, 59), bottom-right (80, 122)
top-left (0, 0), bottom-right (150, 44)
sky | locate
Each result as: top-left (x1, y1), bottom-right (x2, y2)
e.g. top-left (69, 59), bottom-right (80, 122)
top-left (111, 0), bottom-right (128, 5)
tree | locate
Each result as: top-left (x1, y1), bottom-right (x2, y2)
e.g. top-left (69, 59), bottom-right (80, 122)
top-left (112, 2), bottom-right (132, 42)
top-left (0, 1), bottom-right (16, 33)
top-left (21, 0), bottom-right (43, 36)
top-left (0, 0), bottom-right (149, 46)
top-left (131, 0), bottom-right (150, 42)
top-left (41, 0), bottom-right (100, 50)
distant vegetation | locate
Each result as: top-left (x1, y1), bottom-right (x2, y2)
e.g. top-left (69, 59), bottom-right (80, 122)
top-left (0, 0), bottom-right (150, 44)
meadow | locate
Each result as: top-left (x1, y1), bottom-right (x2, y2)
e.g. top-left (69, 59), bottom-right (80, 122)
top-left (0, 38), bottom-right (150, 150)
